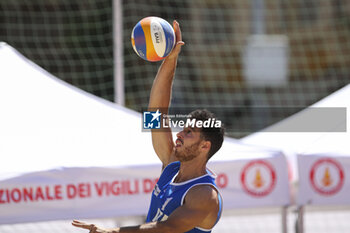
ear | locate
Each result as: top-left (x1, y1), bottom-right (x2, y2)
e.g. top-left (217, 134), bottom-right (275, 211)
top-left (201, 140), bottom-right (211, 152)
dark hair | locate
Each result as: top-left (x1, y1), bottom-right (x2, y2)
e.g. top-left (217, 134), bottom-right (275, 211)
top-left (189, 109), bottom-right (225, 160)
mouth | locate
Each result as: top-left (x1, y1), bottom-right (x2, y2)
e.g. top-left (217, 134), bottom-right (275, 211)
top-left (175, 138), bottom-right (183, 148)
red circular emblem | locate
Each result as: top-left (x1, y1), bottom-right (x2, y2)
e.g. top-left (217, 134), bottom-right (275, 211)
top-left (241, 160), bottom-right (277, 197)
top-left (309, 158), bottom-right (344, 196)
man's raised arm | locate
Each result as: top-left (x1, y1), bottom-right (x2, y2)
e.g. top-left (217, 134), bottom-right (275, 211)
top-left (148, 20), bottom-right (184, 167)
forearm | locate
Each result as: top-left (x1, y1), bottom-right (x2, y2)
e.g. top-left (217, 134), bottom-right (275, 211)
top-left (110, 221), bottom-right (174, 233)
top-left (148, 56), bottom-right (178, 112)
top-left (72, 220), bottom-right (176, 233)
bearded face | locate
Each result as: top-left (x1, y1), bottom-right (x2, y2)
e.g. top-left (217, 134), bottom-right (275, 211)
top-left (174, 140), bottom-right (202, 162)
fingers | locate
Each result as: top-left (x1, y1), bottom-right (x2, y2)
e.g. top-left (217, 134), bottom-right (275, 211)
top-left (165, 20), bottom-right (184, 60)
top-left (162, 19), bottom-right (184, 61)
top-left (173, 20), bottom-right (182, 43)
top-left (72, 220), bottom-right (98, 233)
top-left (72, 220), bottom-right (91, 229)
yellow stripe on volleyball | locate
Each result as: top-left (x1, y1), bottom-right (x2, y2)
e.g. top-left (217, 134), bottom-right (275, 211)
top-left (140, 17), bottom-right (162, 62)
top-left (131, 37), bottom-right (135, 47)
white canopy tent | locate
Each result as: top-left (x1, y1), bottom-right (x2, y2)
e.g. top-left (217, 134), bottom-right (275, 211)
top-left (0, 43), bottom-right (290, 224)
top-left (241, 83), bottom-right (349, 153)
top-left (0, 42), bottom-right (157, 179)
top-left (241, 82), bottom-right (350, 206)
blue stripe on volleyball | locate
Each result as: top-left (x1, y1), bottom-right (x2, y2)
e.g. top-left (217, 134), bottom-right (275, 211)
top-left (160, 20), bottom-right (175, 57)
top-left (133, 22), bottom-right (147, 60)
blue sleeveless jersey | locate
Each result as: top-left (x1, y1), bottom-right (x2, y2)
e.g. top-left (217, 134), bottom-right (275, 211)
top-left (146, 161), bottom-right (223, 233)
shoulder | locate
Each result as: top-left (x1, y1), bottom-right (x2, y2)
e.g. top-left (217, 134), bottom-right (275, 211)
top-left (184, 185), bottom-right (219, 210)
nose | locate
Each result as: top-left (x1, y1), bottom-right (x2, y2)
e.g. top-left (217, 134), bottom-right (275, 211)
top-left (176, 130), bottom-right (184, 138)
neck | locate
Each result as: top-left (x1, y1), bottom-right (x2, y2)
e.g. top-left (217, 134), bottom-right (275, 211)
top-left (174, 157), bottom-right (207, 183)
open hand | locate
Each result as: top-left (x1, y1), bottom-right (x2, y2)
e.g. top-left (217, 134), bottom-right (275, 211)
top-left (166, 20), bottom-right (185, 60)
top-left (72, 220), bottom-right (114, 233)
